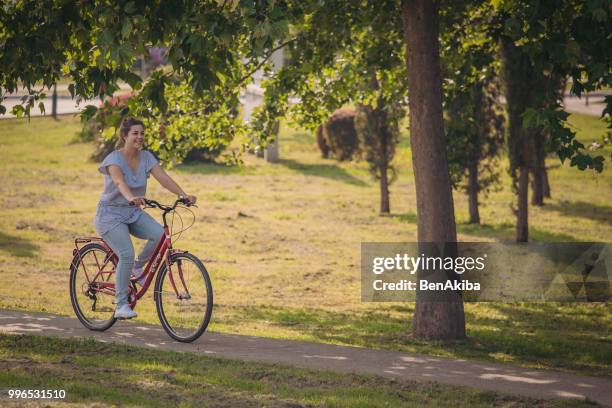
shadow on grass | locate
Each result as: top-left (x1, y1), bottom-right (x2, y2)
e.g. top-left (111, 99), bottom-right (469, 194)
top-left (277, 158), bottom-right (368, 187)
top-left (542, 200), bottom-right (612, 226)
top-left (0, 231), bottom-right (39, 258)
top-left (476, 302), bottom-right (609, 335)
top-left (235, 305), bottom-right (409, 348)
top-left (457, 222), bottom-right (578, 242)
top-left (226, 303), bottom-right (610, 376)
top-left (464, 303), bottom-right (612, 375)
top-left (3, 334), bottom-right (572, 408)
top-left (0, 335), bottom-right (335, 408)
top-left (387, 212), bottom-right (417, 224)
top-left (391, 214), bottom-right (578, 241)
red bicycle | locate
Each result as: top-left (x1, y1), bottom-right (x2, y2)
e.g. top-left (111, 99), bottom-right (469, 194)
top-left (69, 197), bottom-right (213, 343)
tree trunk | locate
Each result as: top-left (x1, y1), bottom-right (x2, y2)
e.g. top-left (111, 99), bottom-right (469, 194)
top-left (401, 0), bottom-right (465, 340)
top-left (467, 162), bottom-right (480, 224)
top-left (468, 83), bottom-right (484, 225)
top-left (501, 38), bottom-right (537, 242)
top-left (542, 159), bottom-right (551, 198)
top-left (531, 131), bottom-right (545, 206)
top-left (378, 98), bottom-right (391, 214)
top-left (539, 73), bottom-right (563, 200)
top-left (517, 166), bottom-right (529, 242)
top-left (530, 166), bottom-right (544, 206)
top-left (370, 76), bottom-right (392, 215)
top-left (380, 165), bottom-right (390, 213)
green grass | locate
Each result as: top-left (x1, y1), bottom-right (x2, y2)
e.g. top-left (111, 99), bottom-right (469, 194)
top-left (0, 334), bottom-right (598, 408)
top-left (0, 114), bottom-right (610, 378)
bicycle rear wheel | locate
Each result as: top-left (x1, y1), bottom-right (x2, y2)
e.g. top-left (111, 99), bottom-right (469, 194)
top-left (155, 252), bottom-right (213, 342)
top-left (69, 243), bottom-right (117, 331)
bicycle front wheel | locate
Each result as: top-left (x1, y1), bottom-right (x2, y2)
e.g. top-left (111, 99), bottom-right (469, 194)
top-left (155, 252), bottom-right (213, 342)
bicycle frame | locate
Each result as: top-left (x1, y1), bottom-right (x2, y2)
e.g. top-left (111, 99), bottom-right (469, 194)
top-left (130, 223), bottom-right (190, 307)
top-left (73, 204), bottom-right (192, 309)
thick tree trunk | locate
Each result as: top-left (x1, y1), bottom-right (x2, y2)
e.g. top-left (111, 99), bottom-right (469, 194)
top-left (401, 0), bottom-right (465, 340)
top-left (467, 162), bottom-right (480, 224)
top-left (380, 165), bottom-right (390, 213)
top-left (517, 166), bottom-right (529, 242)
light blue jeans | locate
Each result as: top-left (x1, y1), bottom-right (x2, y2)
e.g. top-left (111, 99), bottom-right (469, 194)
top-left (102, 211), bottom-right (164, 307)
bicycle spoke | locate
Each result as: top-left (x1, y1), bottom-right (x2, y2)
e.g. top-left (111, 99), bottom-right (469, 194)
top-left (79, 254), bottom-right (92, 284)
top-left (92, 250), bottom-right (101, 273)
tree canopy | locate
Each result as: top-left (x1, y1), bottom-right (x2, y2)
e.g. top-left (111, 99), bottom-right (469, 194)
top-left (0, 0), bottom-right (305, 163)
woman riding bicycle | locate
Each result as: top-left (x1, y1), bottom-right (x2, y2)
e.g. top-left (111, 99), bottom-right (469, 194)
top-left (94, 117), bottom-right (196, 320)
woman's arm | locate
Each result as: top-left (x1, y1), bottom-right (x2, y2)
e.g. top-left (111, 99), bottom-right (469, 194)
top-left (150, 164), bottom-right (197, 204)
top-left (108, 165), bottom-right (145, 205)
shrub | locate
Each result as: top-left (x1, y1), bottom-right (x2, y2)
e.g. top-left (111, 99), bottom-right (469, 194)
top-left (317, 108), bottom-right (359, 161)
top-left (183, 146), bottom-right (226, 163)
top-left (80, 80), bottom-right (236, 164)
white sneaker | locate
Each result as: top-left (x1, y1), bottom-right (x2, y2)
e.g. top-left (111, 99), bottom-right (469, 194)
top-left (114, 304), bottom-right (137, 319)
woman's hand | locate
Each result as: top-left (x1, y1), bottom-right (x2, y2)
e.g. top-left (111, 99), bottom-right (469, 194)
top-left (182, 195), bottom-right (197, 205)
top-left (129, 196), bottom-right (147, 207)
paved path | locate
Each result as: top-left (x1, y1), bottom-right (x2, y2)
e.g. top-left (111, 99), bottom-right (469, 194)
top-left (563, 94), bottom-right (608, 116)
top-left (1, 310), bottom-right (610, 406)
top-left (1, 96), bottom-right (97, 119)
top-left (1, 83), bottom-right (132, 119)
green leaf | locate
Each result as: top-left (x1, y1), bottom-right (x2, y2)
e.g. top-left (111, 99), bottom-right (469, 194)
top-left (80, 105), bottom-right (99, 122)
top-left (11, 105), bottom-right (25, 118)
top-left (121, 20), bottom-right (133, 39)
top-left (124, 1), bottom-right (136, 14)
top-left (124, 72), bottom-right (142, 90)
top-left (97, 31), bottom-right (114, 49)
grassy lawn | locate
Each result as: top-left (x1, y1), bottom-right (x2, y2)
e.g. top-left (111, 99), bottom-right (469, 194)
top-left (0, 114), bottom-right (610, 378)
top-left (0, 333), bottom-right (598, 408)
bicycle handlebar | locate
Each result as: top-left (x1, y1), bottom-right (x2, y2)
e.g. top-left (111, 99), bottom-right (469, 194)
top-left (139, 197), bottom-right (195, 212)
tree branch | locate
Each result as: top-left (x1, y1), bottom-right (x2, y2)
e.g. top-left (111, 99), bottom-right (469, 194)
top-left (182, 37), bottom-right (296, 117)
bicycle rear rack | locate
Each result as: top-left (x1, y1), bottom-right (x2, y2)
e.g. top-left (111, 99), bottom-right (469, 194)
top-left (72, 237), bottom-right (111, 257)
top-left (71, 237), bottom-right (117, 272)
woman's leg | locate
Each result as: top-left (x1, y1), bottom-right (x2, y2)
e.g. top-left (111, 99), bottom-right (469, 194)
top-left (129, 212), bottom-right (164, 269)
top-left (101, 223), bottom-right (135, 307)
